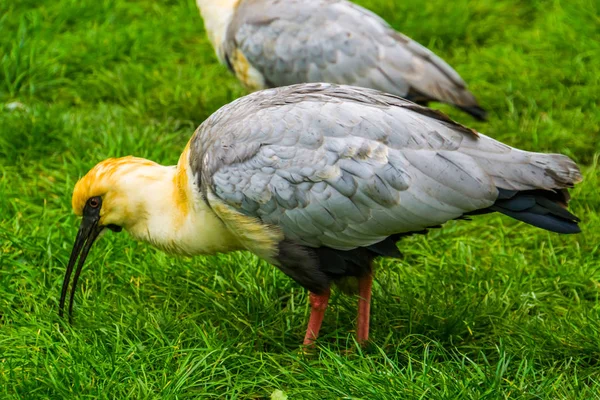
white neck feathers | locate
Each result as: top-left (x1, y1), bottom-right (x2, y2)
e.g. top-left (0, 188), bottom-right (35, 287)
top-left (196, 0), bottom-right (240, 61)
top-left (124, 164), bottom-right (240, 256)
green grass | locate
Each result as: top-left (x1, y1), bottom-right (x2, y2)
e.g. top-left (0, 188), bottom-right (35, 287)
top-left (1, 0), bottom-right (599, 397)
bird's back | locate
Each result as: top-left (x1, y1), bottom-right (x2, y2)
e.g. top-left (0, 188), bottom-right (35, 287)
top-left (188, 84), bottom-right (580, 258)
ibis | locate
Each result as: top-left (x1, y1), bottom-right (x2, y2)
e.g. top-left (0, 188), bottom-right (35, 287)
top-left (60, 83), bottom-right (581, 345)
top-left (196, 0), bottom-right (487, 120)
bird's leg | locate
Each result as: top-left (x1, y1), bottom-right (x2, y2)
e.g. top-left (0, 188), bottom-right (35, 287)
top-left (357, 273), bottom-right (373, 345)
top-left (303, 288), bottom-right (331, 346)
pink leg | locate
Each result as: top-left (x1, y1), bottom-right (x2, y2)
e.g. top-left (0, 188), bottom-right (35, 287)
top-left (357, 274), bottom-right (373, 345)
top-left (303, 288), bottom-right (331, 346)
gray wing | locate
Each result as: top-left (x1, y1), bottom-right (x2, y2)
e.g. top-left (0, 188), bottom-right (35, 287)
top-left (190, 84), bottom-right (577, 251)
top-left (226, 0), bottom-right (482, 113)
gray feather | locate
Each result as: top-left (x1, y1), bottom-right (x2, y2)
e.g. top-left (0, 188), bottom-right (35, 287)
top-left (189, 84), bottom-right (581, 250)
top-left (225, 0), bottom-right (484, 114)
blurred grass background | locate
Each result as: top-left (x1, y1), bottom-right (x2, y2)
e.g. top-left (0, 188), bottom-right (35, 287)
top-left (0, 0), bottom-right (599, 398)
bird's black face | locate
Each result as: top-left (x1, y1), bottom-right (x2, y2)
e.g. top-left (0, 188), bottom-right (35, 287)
top-left (59, 196), bottom-right (122, 322)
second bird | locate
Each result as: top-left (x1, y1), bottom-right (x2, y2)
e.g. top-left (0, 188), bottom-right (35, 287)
top-left (196, 0), bottom-right (487, 120)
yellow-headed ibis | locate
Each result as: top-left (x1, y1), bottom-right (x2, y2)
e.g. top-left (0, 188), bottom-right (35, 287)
top-left (60, 84), bottom-right (581, 345)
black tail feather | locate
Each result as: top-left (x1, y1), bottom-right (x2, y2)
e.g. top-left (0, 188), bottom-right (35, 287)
top-left (489, 188), bottom-right (580, 234)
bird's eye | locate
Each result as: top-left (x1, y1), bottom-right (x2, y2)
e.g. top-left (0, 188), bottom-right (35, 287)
top-left (88, 197), bottom-right (101, 208)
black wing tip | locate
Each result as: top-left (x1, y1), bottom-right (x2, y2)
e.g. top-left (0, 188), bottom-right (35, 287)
top-left (491, 189), bottom-right (582, 235)
top-left (458, 105), bottom-right (488, 121)
top-left (491, 206), bottom-right (582, 234)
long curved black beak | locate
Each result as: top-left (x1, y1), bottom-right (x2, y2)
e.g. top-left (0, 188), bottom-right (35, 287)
top-left (59, 214), bottom-right (103, 322)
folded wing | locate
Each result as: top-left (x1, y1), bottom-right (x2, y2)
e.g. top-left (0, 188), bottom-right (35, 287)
top-left (226, 0), bottom-right (485, 118)
top-left (190, 84), bottom-right (579, 251)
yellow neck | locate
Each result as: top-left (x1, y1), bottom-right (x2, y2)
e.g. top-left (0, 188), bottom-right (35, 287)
top-left (196, 0), bottom-right (240, 61)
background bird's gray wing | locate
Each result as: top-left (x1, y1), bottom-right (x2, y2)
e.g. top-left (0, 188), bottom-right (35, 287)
top-left (190, 84), bottom-right (506, 251)
top-left (226, 0), bottom-right (480, 110)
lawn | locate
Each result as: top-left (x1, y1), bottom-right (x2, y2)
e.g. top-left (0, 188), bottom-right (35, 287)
top-left (1, 0), bottom-right (599, 398)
